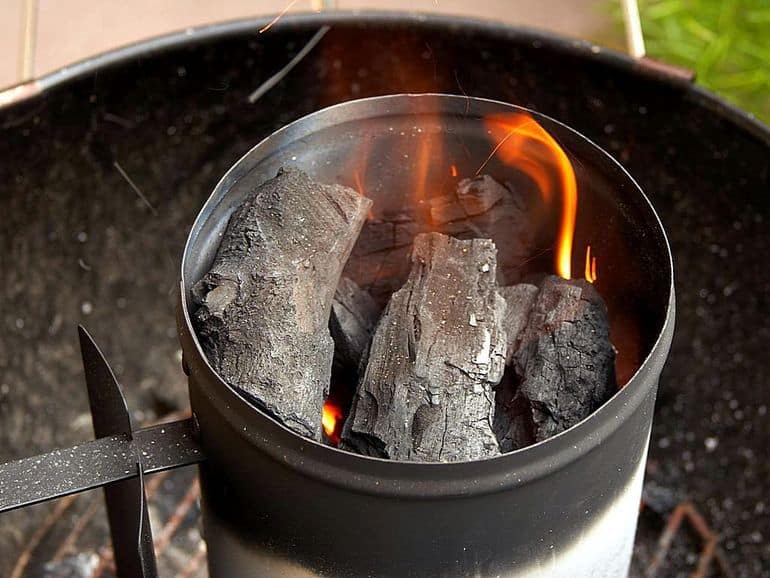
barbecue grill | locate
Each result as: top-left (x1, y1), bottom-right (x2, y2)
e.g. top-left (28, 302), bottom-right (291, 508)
top-left (0, 11), bottom-right (767, 578)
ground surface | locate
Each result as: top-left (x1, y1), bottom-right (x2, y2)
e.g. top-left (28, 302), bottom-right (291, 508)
top-left (0, 15), bottom-right (767, 578)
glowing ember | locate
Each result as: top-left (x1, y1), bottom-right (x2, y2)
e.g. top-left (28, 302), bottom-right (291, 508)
top-left (585, 245), bottom-right (598, 283)
top-left (322, 400), bottom-right (343, 444)
top-left (450, 164), bottom-right (458, 177)
top-left (481, 114), bottom-right (578, 280)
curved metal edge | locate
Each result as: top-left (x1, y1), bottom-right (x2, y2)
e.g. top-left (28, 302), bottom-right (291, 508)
top-left (178, 93), bottom-right (676, 499)
top-left (0, 11), bottom-right (768, 146)
top-left (78, 325), bottom-right (134, 439)
top-left (687, 83), bottom-right (770, 146)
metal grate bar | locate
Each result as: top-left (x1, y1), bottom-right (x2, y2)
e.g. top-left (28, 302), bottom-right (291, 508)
top-left (0, 417), bottom-right (202, 514)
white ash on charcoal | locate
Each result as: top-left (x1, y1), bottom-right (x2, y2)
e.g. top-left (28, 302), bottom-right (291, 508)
top-left (340, 232), bottom-right (507, 462)
top-left (329, 276), bottom-right (380, 371)
top-left (494, 276), bottom-right (617, 451)
top-left (192, 167), bottom-right (372, 440)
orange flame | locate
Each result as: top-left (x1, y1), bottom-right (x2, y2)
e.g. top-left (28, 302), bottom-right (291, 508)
top-left (450, 164), bottom-right (458, 177)
top-left (322, 399), bottom-right (343, 444)
top-left (511, 157), bottom-right (553, 205)
top-left (585, 245), bottom-right (598, 283)
top-left (353, 170), bottom-right (375, 220)
top-left (414, 128), bottom-right (439, 204)
top-left (354, 170), bottom-right (365, 197)
top-left (482, 114), bottom-right (578, 279)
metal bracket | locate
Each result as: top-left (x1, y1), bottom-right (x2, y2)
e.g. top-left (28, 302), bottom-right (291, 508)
top-left (79, 325), bottom-right (158, 578)
top-left (0, 327), bottom-right (205, 578)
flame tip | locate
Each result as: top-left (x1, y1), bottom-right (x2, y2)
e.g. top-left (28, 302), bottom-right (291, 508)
top-left (483, 113), bottom-right (578, 281)
top-left (584, 245), bottom-right (598, 283)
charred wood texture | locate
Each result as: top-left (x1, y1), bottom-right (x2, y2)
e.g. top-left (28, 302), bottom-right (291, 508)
top-left (428, 174), bottom-right (507, 225)
top-left (499, 283), bottom-right (539, 364)
top-left (192, 167), bottom-right (372, 440)
top-left (343, 175), bottom-right (538, 305)
top-left (495, 276), bottom-right (616, 451)
top-left (493, 283), bottom-right (538, 452)
top-left (330, 277), bottom-right (380, 371)
top-left (342, 209), bottom-right (419, 305)
top-left (430, 175), bottom-right (538, 285)
top-left (493, 372), bottom-right (534, 453)
top-left (341, 232), bottom-right (507, 462)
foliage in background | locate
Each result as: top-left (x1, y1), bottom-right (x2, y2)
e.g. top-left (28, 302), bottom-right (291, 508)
top-left (631, 0), bottom-right (770, 123)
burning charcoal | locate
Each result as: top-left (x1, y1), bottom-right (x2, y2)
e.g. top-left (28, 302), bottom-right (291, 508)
top-left (499, 283), bottom-right (539, 363)
top-left (493, 373), bottom-right (534, 453)
top-left (493, 283), bottom-right (539, 452)
top-left (429, 174), bottom-right (538, 285)
top-left (192, 167), bottom-right (372, 440)
top-left (351, 211), bottom-right (420, 257)
top-left (345, 175), bottom-right (537, 304)
top-left (496, 276), bottom-right (616, 450)
top-left (344, 211), bottom-right (422, 305)
top-left (330, 277), bottom-right (380, 370)
top-left (428, 174), bottom-right (506, 224)
top-left (345, 243), bottom-right (413, 306)
top-left (341, 232), bottom-right (507, 462)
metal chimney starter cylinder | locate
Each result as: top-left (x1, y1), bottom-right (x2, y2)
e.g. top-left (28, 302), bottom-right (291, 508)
top-left (177, 95), bottom-right (675, 578)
